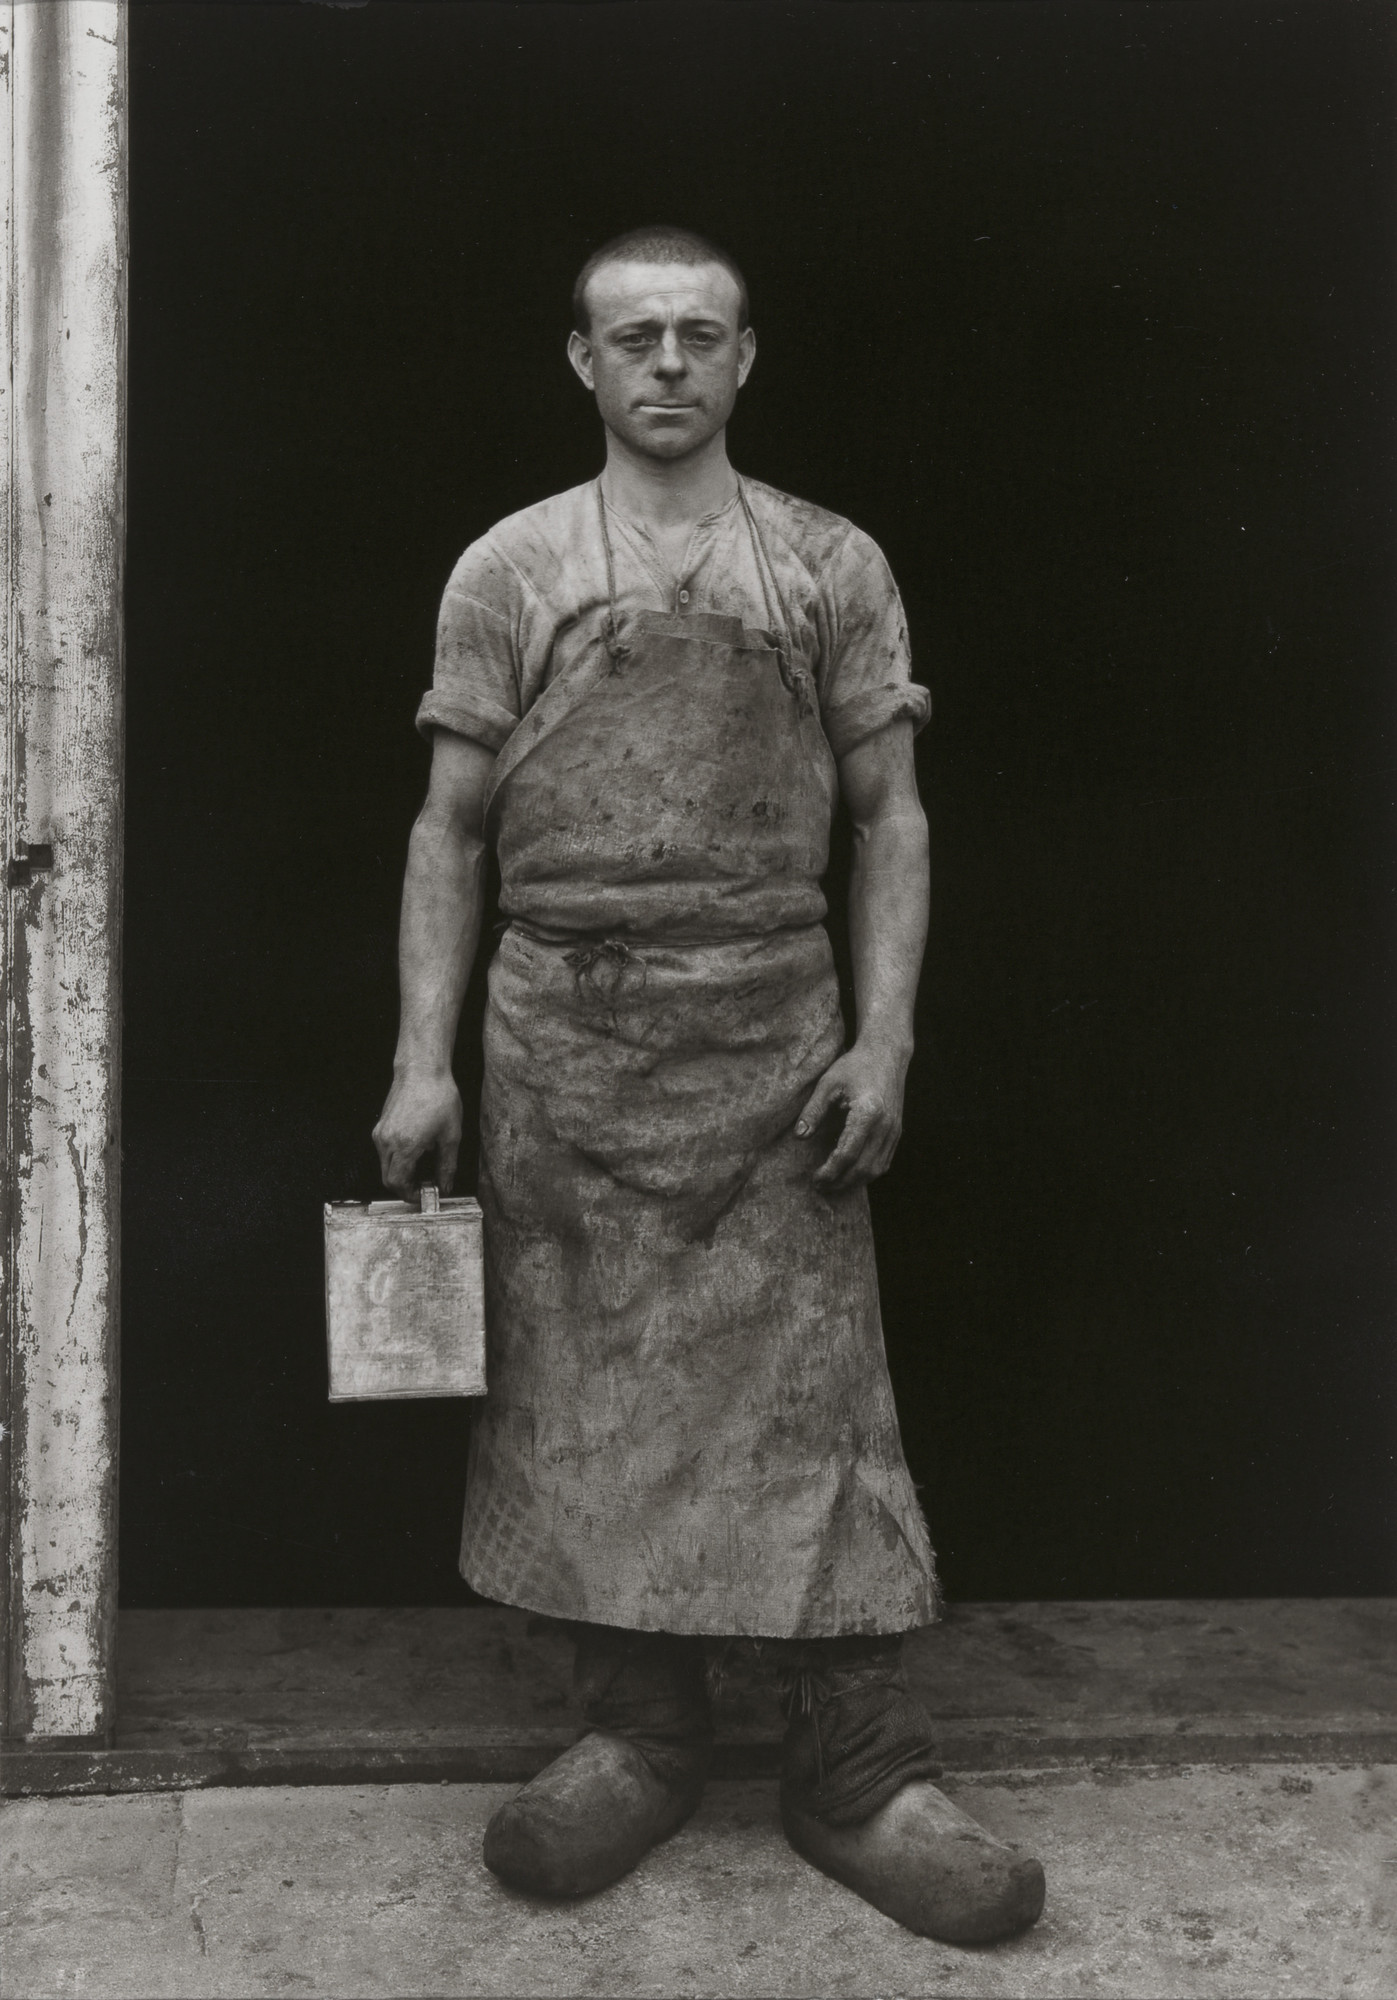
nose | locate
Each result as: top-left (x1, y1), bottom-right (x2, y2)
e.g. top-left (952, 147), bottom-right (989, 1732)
top-left (653, 328), bottom-right (687, 379)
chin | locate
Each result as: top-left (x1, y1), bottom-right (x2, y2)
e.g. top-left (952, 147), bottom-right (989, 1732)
top-left (642, 434), bottom-right (704, 461)
top-left (631, 422), bottom-right (719, 463)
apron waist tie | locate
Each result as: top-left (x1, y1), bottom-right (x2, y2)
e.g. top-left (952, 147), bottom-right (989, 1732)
top-left (504, 918), bottom-right (825, 952)
top-left (562, 935), bottom-right (645, 1002)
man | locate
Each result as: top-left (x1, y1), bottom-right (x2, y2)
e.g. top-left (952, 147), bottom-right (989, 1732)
top-left (375, 226), bottom-right (1045, 1943)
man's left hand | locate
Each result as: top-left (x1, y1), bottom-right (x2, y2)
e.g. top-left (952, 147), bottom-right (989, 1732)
top-left (796, 1043), bottom-right (909, 1194)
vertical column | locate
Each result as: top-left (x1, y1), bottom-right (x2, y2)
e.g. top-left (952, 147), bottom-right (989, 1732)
top-left (1, 0), bottom-right (126, 1744)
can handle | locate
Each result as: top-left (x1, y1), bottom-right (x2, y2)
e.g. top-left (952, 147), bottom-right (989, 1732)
top-left (419, 1184), bottom-right (440, 1214)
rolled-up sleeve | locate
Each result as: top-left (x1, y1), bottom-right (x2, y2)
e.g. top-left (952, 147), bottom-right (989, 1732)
top-left (414, 540), bottom-right (525, 752)
top-left (817, 527), bottom-right (931, 760)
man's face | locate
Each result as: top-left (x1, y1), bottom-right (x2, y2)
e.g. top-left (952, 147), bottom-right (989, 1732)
top-left (567, 260), bottom-right (756, 461)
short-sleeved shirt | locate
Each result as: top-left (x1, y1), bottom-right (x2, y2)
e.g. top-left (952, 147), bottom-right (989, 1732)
top-left (416, 476), bottom-right (930, 765)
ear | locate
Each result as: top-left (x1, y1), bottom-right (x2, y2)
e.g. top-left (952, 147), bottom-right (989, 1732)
top-left (567, 330), bottom-right (596, 391)
top-left (736, 326), bottom-right (757, 388)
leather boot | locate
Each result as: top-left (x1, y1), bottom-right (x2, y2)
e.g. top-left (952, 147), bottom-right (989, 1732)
top-left (779, 1637), bottom-right (1046, 1944)
top-left (483, 1624), bottom-right (712, 1898)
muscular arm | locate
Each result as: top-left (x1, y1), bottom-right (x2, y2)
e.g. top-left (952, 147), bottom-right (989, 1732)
top-left (373, 732), bottom-right (495, 1196)
top-left (797, 720), bottom-right (930, 1192)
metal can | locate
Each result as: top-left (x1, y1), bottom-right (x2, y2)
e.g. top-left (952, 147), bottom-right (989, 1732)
top-left (323, 1186), bottom-right (485, 1401)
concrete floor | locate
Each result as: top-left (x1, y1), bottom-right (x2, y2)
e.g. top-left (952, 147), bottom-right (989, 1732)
top-left (3, 1765), bottom-right (1393, 1998)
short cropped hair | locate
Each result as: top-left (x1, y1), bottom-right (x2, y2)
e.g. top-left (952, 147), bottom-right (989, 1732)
top-left (572, 226), bottom-right (750, 335)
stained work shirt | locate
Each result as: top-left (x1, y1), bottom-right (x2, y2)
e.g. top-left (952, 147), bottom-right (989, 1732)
top-left (416, 475), bottom-right (931, 804)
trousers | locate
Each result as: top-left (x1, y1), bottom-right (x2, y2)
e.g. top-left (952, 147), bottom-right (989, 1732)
top-left (570, 1622), bottom-right (943, 1827)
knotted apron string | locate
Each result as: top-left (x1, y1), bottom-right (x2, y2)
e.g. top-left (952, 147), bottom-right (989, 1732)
top-left (561, 935), bottom-right (646, 1002)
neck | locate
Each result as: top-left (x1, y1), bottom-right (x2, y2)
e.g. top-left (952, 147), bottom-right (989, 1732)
top-left (599, 428), bottom-right (738, 529)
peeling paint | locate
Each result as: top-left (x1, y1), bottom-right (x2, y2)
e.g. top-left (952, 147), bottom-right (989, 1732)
top-left (62, 1122), bottom-right (88, 1324)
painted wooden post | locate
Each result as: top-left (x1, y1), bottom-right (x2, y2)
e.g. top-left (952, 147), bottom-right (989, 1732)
top-left (1, 0), bottom-right (126, 1744)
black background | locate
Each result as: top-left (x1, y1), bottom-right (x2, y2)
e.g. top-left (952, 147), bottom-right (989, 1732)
top-left (121, 0), bottom-right (1397, 1608)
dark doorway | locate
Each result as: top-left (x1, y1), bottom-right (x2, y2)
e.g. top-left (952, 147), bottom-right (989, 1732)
top-left (121, 0), bottom-right (1397, 1609)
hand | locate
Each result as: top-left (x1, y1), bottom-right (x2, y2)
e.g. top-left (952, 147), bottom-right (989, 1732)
top-left (795, 1042), bottom-right (909, 1194)
top-left (373, 1070), bottom-right (463, 1197)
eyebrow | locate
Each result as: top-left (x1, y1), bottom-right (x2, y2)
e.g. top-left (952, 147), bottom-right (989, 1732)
top-left (606, 313), bottom-right (729, 334)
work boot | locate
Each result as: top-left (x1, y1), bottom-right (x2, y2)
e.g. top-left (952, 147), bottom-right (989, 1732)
top-left (778, 1636), bottom-right (1046, 1944)
top-left (483, 1624), bottom-right (712, 1897)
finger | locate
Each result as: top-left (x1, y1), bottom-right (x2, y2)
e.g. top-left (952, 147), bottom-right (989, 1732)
top-left (814, 1100), bottom-right (880, 1186)
top-left (436, 1136), bottom-right (460, 1196)
top-left (824, 1109), bottom-right (898, 1192)
top-left (795, 1070), bottom-right (845, 1139)
top-left (383, 1138), bottom-right (423, 1198)
top-left (857, 1121), bottom-right (901, 1187)
top-left (842, 1132), bottom-right (897, 1191)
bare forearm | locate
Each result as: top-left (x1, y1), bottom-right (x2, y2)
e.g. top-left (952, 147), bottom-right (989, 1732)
top-left (375, 731), bottom-right (493, 1195)
top-left (848, 807), bottom-right (929, 1064)
top-left (393, 807), bottom-right (486, 1078)
top-left (796, 724), bottom-right (928, 1191)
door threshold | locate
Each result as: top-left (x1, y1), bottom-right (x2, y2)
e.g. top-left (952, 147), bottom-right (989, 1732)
top-left (4, 1599), bottom-right (1394, 1796)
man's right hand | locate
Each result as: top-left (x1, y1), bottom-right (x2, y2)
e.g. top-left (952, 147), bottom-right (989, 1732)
top-left (373, 1070), bottom-right (463, 1197)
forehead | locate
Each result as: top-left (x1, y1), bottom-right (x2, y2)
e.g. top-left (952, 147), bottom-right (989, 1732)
top-left (585, 259), bottom-right (742, 328)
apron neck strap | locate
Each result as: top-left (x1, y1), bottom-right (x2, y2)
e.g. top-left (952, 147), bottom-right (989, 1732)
top-left (595, 479), bottom-right (627, 662)
top-left (737, 477), bottom-right (796, 658)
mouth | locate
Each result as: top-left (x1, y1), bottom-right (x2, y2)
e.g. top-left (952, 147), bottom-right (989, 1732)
top-left (636, 403), bottom-right (698, 414)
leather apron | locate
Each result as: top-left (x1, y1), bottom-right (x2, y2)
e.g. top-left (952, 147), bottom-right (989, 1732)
top-left (459, 481), bottom-right (937, 1637)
